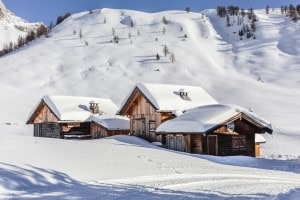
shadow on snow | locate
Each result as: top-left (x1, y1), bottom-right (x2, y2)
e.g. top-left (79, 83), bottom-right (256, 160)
top-left (0, 162), bottom-right (281, 200)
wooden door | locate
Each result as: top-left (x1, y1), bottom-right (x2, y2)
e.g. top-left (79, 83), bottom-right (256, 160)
top-left (134, 118), bottom-right (146, 139)
top-left (191, 135), bottom-right (202, 153)
top-left (208, 135), bottom-right (218, 155)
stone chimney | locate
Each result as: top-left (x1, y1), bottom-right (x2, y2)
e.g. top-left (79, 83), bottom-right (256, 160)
top-left (89, 100), bottom-right (99, 114)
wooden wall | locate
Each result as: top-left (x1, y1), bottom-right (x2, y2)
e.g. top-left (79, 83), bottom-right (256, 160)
top-left (34, 123), bottom-right (61, 138)
top-left (166, 134), bottom-right (185, 152)
top-left (90, 122), bottom-right (130, 139)
top-left (129, 94), bottom-right (174, 142)
top-left (31, 103), bottom-right (58, 123)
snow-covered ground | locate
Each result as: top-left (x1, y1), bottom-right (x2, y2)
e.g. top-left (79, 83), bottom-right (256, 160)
top-left (1, 6), bottom-right (300, 199)
top-left (0, 133), bottom-right (300, 199)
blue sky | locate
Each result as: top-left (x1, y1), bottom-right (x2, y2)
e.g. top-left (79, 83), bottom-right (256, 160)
top-left (2, 0), bottom-right (300, 25)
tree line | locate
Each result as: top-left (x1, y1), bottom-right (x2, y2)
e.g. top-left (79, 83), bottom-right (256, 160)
top-left (0, 24), bottom-right (49, 57)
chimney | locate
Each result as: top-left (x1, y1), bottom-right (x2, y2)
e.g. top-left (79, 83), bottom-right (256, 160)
top-left (89, 100), bottom-right (99, 114)
top-left (179, 89), bottom-right (190, 100)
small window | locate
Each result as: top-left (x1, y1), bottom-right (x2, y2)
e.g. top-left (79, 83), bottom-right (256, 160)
top-left (232, 136), bottom-right (246, 149)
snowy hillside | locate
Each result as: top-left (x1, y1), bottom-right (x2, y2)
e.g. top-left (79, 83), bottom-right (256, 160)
top-left (1, 6), bottom-right (300, 199)
top-left (0, 0), bottom-right (41, 50)
top-left (0, 8), bottom-right (300, 159)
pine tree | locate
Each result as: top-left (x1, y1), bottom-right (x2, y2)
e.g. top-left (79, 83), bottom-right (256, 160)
top-left (130, 19), bottom-right (134, 27)
top-left (163, 26), bottom-right (166, 35)
top-left (162, 16), bottom-right (168, 25)
top-left (185, 7), bottom-right (191, 13)
top-left (163, 45), bottom-right (169, 56)
top-left (170, 53), bottom-right (175, 63)
top-left (56, 15), bottom-right (63, 25)
top-left (226, 14), bottom-right (230, 26)
top-left (156, 53), bottom-right (160, 60)
top-left (79, 29), bottom-right (83, 39)
top-left (266, 5), bottom-right (270, 14)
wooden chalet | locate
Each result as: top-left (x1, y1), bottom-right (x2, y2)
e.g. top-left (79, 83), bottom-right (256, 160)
top-left (156, 104), bottom-right (273, 157)
top-left (117, 83), bottom-right (218, 142)
top-left (27, 95), bottom-right (130, 139)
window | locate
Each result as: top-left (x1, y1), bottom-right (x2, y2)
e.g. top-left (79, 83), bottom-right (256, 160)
top-left (232, 136), bottom-right (246, 149)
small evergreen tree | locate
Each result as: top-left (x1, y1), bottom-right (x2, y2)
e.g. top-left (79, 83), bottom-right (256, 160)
top-left (56, 15), bottom-right (63, 25)
top-left (163, 45), bottom-right (169, 56)
top-left (170, 53), bottom-right (175, 63)
top-left (162, 16), bottom-right (168, 25)
top-left (156, 53), bottom-right (160, 60)
top-left (130, 19), bottom-right (134, 27)
top-left (163, 26), bottom-right (166, 35)
top-left (79, 29), bottom-right (83, 39)
top-left (266, 5), bottom-right (270, 14)
top-left (226, 14), bottom-right (230, 26)
top-left (185, 7), bottom-right (191, 13)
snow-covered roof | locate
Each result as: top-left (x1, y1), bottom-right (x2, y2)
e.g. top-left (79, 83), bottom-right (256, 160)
top-left (156, 104), bottom-right (273, 134)
top-left (28, 95), bottom-right (129, 130)
top-left (118, 83), bottom-right (218, 114)
top-left (88, 115), bottom-right (129, 130)
top-left (42, 95), bottom-right (118, 121)
top-left (255, 134), bottom-right (266, 144)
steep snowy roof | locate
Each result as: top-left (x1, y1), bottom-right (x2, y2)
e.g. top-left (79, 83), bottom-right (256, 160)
top-left (118, 83), bottom-right (218, 114)
top-left (156, 104), bottom-right (273, 134)
top-left (41, 95), bottom-right (118, 121)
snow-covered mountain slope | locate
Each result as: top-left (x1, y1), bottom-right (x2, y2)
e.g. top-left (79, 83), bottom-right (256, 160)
top-left (0, 8), bottom-right (300, 158)
top-left (0, 0), bottom-right (41, 50)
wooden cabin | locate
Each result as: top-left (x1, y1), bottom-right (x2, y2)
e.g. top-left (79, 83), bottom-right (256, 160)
top-left (117, 83), bottom-right (218, 142)
top-left (156, 104), bottom-right (273, 157)
top-left (27, 95), bottom-right (130, 139)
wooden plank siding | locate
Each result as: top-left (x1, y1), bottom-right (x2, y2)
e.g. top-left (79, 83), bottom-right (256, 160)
top-left (128, 93), bottom-right (174, 142)
top-left (166, 134), bottom-right (185, 152)
top-left (31, 103), bottom-right (58, 124)
top-left (161, 118), bottom-right (259, 157)
top-left (34, 123), bottom-right (61, 138)
top-left (90, 122), bottom-right (129, 139)
top-left (190, 135), bottom-right (202, 154)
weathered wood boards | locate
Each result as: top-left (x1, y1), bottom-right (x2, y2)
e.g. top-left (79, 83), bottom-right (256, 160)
top-left (27, 96), bottom-right (130, 139)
